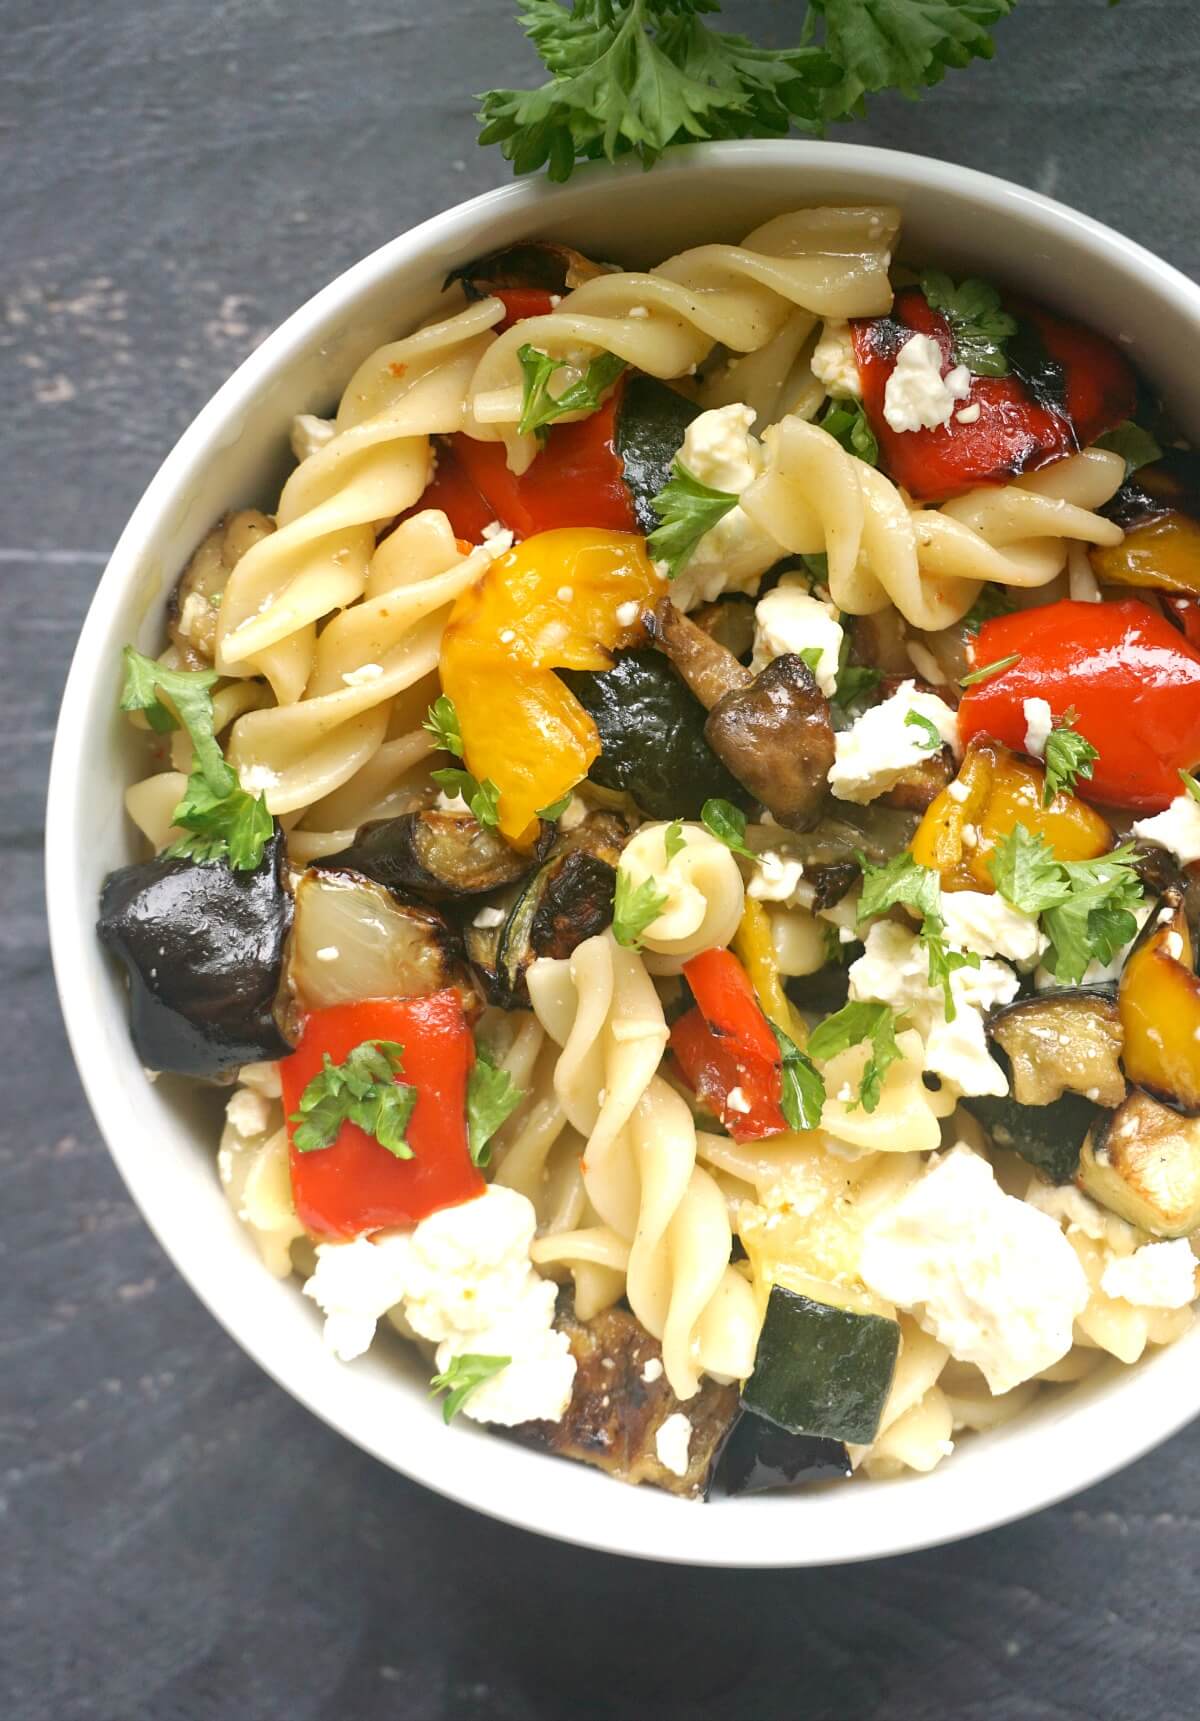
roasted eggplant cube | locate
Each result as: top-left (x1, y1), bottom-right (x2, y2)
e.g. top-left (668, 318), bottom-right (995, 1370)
top-left (964, 1091), bottom-right (1099, 1185)
top-left (559, 651), bottom-right (750, 820)
top-left (718, 1411), bottom-right (851, 1496)
top-left (987, 991), bottom-right (1125, 1109)
top-left (322, 810), bottom-right (536, 900)
top-left (741, 1286), bottom-right (900, 1445)
top-left (97, 829), bottom-right (291, 1078)
top-left (1079, 1089), bottom-right (1200, 1237)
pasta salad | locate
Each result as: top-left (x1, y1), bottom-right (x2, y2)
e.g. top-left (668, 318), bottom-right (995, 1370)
top-left (98, 207), bottom-right (1200, 1500)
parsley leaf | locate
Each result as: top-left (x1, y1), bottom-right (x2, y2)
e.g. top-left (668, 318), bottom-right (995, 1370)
top-left (120, 645), bottom-right (272, 872)
top-left (700, 797), bottom-right (756, 860)
top-left (429, 1353), bottom-right (511, 1424)
top-left (769, 1021), bottom-right (826, 1131)
top-left (466, 1046), bottom-right (524, 1167)
top-left (646, 457), bottom-right (739, 580)
top-left (798, 645), bottom-right (825, 680)
top-left (987, 824), bottom-right (1145, 985)
top-left (961, 584), bottom-right (1015, 635)
top-left (289, 1040), bottom-right (418, 1158)
top-left (960, 652), bottom-right (1021, 688)
top-left (832, 622), bottom-right (882, 713)
top-left (517, 343), bottom-right (626, 439)
top-left (1042, 708), bottom-right (1099, 805)
top-left (807, 1000), bottom-right (904, 1114)
top-left (856, 849), bottom-right (977, 1019)
top-left (430, 767), bottom-right (502, 827)
top-left (424, 694), bottom-right (465, 758)
top-left (664, 819), bottom-right (687, 861)
top-left (919, 269), bottom-right (1017, 377)
top-left (1180, 768), bottom-right (1200, 805)
top-left (817, 395), bottom-right (879, 465)
top-left (537, 791), bottom-right (573, 821)
top-left (905, 710), bottom-right (942, 752)
top-left (612, 868), bottom-right (669, 948)
top-left (1094, 420), bottom-right (1163, 478)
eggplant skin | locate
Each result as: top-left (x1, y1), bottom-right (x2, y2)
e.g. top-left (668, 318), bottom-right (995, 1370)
top-left (510, 1294), bottom-right (739, 1499)
top-left (97, 829), bottom-right (292, 1079)
top-left (321, 811), bottom-right (539, 901)
top-left (717, 1412), bottom-right (851, 1496)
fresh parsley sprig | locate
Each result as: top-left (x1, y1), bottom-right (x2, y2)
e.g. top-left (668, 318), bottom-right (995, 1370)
top-left (987, 824), bottom-right (1145, 985)
top-left (647, 458), bottom-right (739, 580)
top-left (517, 343), bottom-right (626, 439)
top-left (612, 868), bottom-right (669, 948)
top-left (663, 819), bottom-right (687, 861)
top-left (700, 797), bottom-right (755, 860)
top-left (807, 1000), bottom-right (905, 1114)
top-left (905, 711), bottom-right (943, 752)
top-left (919, 270), bottom-right (1016, 377)
top-left (430, 767), bottom-right (502, 827)
top-left (961, 584), bottom-right (1015, 636)
top-left (1095, 419), bottom-right (1163, 478)
top-left (289, 1040), bottom-right (418, 1157)
top-left (1042, 708), bottom-right (1099, 806)
top-left (857, 849), bottom-right (978, 1020)
top-left (477, 1), bottom-right (1025, 182)
top-left (818, 396), bottom-right (878, 465)
top-left (466, 1046), bottom-right (525, 1167)
top-left (769, 1021), bottom-right (826, 1132)
top-left (424, 694), bottom-right (465, 758)
top-left (120, 646), bottom-right (272, 871)
top-left (429, 1353), bottom-right (512, 1424)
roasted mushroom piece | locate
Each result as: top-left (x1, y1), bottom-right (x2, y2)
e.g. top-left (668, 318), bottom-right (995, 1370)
top-left (167, 509), bottom-right (273, 668)
top-left (1079, 1089), bottom-right (1200, 1236)
top-left (987, 990), bottom-right (1126, 1109)
top-left (646, 598), bottom-right (835, 830)
top-left (511, 1294), bottom-right (739, 1499)
top-left (321, 810), bottom-right (540, 901)
top-left (97, 828), bottom-right (292, 1079)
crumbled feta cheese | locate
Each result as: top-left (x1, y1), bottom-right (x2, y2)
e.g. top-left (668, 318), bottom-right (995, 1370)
top-left (860, 1146), bottom-right (1090, 1393)
top-left (748, 850), bottom-right (806, 904)
top-left (556, 585), bottom-right (574, 603)
top-left (750, 578), bottom-right (844, 696)
top-left (947, 780), bottom-right (970, 803)
top-left (811, 318), bottom-right (861, 400)
top-left (177, 591), bottom-right (210, 643)
top-left (655, 1411), bottom-right (692, 1477)
top-left (240, 764), bottom-right (279, 795)
top-left (615, 600), bottom-right (640, 627)
top-left (955, 402), bottom-right (982, 425)
top-left (669, 404), bottom-right (779, 609)
top-left (939, 890), bottom-right (1046, 966)
top-left (341, 662), bottom-right (383, 688)
top-left (726, 1087), bottom-right (751, 1115)
top-left (1022, 697), bottom-right (1053, 759)
top-left (315, 945), bottom-right (340, 962)
top-left (480, 523), bottom-right (515, 560)
top-left (849, 920), bottom-right (1018, 1097)
top-left (1101, 1240), bottom-right (1198, 1309)
top-left (290, 412), bottom-right (337, 463)
top-left (225, 1088), bottom-right (270, 1139)
top-left (302, 1232), bottom-right (413, 1362)
top-left (435, 789), bottom-right (472, 814)
top-left (558, 793), bottom-right (589, 832)
top-left (882, 334), bottom-right (971, 434)
top-left (1132, 795), bottom-right (1200, 866)
top-left (472, 904), bottom-right (507, 930)
top-left (641, 1356), bottom-right (664, 1384)
top-left (829, 681), bottom-right (959, 805)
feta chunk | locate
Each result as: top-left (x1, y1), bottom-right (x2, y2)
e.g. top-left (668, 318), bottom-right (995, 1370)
top-left (641, 1356), bottom-right (664, 1384)
top-left (435, 789), bottom-right (471, 814)
top-left (669, 404), bottom-right (779, 609)
top-left (341, 661), bottom-right (383, 687)
top-left (860, 1146), bottom-right (1090, 1393)
top-left (290, 412), bottom-right (337, 463)
top-left (1101, 1240), bottom-right (1198, 1309)
top-left (655, 1411), bottom-right (693, 1477)
top-left (939, 890), bottom-right (1046, 966)
top-left (811, 318), bottom-right (862, 400)
top-left (225, 1088), bottom-right (271, 1139)
top-left (1022, 696), bottom-right (1053, 759)
top-left (303, 1232), bottom-right (413, 1362)
top-left (750, 577), bottom-right (844, 696)
top-left (1132, 794), bottom-right (1200, 866)
top-left (748, 850), bottom-right (806, 903)
top-left (829, 681), bottom-right (960, 805)
top-left (472, 904), bottom-right (507, 930)
top-left (882, 334), bottom-right (972, 434)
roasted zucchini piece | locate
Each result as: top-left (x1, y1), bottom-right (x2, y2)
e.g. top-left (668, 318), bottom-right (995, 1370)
top-left (1118, 890), bottom-right (1200, 1115)
top-left (741, 1286), bottom-right (900, 1445)
top-left (97, 829), bottom-right (293, 1079)
top-left (964, 1092), bottom-right (1099, 1185)
top-left (321, 810), bottom-right (538, 901)
top-left (614, 374), bottom-right (701, 536)
top-left (717, 1411), bottom-right (851, 1496)
top-left (559, 650), bottom-right (750, 819)
top-left (987, 990), bottom-right (1125, 1108)
top-left (1079, 1089), bottom-right (1200, 1236)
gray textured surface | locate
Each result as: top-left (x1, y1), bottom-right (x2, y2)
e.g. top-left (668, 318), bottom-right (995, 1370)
top-left (6, 2), bottom-right (1200, 1716)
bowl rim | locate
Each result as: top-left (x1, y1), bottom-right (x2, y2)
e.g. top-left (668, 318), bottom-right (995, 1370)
top-left (46, 138), bottom-right (1200, 1567)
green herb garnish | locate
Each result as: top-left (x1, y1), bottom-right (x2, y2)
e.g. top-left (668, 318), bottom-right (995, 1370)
top-left (537, 792), bottom-right (574, 821)
top-left (664, 819), bottom-right (687, 861)
top-left (960, 652), bottom-right (1021, 688)
top-left (700, 797), bottom-right (756, 860)
top-left (905, 710), bottom-right (943, 752)
top-left (424, 694), bottom-right (465, 758)
top-left (857, 850), bottom-right (978, 1019)
top-left (1094, 420), bottom-right (1163, 478)
top-left (987, 824), bottom-right (1145, 985)
top-left (517, 343), bottom-right (626, 439)
top-left (817, 395), bottom-right (879, 465)
top-left (769, 1021), bottom-right (826, 1132)
top-left (120, 645), bottom-right (272, 871)
top-left (289, 1040), bottom-right (417, 1157)
top-left (466, 1046), bottom-right (524, 1168)
top-left (919, 270), bottom-right (1016, 377)
top-left (430, 767), bottom-right (502, 827)
top-left (961, 584), bottom-right (1015, 635)
top-left (1042, 708), bottom-right (1099, 806)
top-left (646, 458), bottom-right (739, 580)
top-left (429, 1353), bottom-right (511, 1423)
top-left (612, 868), bottom-right (669, 948)
top-left (1179, 768), bottom-right (1200, 804)
top-left (808, 1001), bottom-right (905, 1114)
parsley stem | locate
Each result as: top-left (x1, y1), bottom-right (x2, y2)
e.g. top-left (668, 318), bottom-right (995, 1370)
top-left (960, 652), bottom-right (1021, 688)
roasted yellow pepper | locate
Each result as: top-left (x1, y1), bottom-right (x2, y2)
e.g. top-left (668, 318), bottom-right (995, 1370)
top-left (439, 528), bottom-right (664, 845)
top-left (1119, 892), bottom-right (1200, 1114)
top-left (732, 898), bottom-right (808, 1046)
top-left (912, 736), bottom-right (1113, 891)
top-left (1091, 511), bottom-right (1200, 596)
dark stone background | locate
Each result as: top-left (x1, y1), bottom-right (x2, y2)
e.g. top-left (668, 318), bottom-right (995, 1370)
top-left (5, 2), bottom-right (1200, 1716)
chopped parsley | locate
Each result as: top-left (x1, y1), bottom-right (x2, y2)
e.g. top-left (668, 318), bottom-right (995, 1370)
top-left (857, 849), bottom-right (978, 1020)
top-left (424, 694), bottom-right (465, 758)
top-left (987, 824), bottom-right (1145, 985)
top-left (430, 767), bottom-right (502, 827)
top-left (289, 1040), bottom-right (417, 1158)
top-left (700, 798), bottom-right (756, 860)
top-left (769, 1021), bottom-right (825, 1132)
top-left (1179, 768), bottom-right (1200, 804)
top-left (807, 1001), bottom-right (905, 1114)
top-left (663, 819), bottom-right (687, 861)
top-left (537, 791), bottom-right (574, 821)
top-left (1042, 708), bottom-right (1099, 805)
top-left (429, 1353), bottom-right (511, 1424)
top-left (919, 270), bottom-right (1017, 377)
top-left (1094, 420), bottom-right (1163, 478)
top-left (817, 395), bottom-right (879, 465)
top-left (517, 344), bottom-right (626, 440)
top-left (960, 652), bottom-right (1021, 688)
top-left (961, 584), bottom-right (1015, 635)
top-left (466, 1046), bottom-right (524, 1168)
top-left (905, 710), bottom-right (943, 752)
top-left (612, 868), bottom-right (669, 949)
top-left (646, 458), bottom-right (739, 580)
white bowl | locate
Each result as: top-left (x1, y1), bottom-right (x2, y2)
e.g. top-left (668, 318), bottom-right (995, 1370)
top-left (47, 141), bottom-right (1200, 1567)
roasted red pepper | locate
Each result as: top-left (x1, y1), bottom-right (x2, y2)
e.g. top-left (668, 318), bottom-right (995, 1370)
top-left (852, 287), bottom-right (1136, 502)
top-left (492, 287), bottom-right (558, 330)
top-left (958, 598), bottom-right (1200, 812)
top-left (670, 948), bottom-right (787, 1141)
top-left (281, 991), bottom-right (483, 1240)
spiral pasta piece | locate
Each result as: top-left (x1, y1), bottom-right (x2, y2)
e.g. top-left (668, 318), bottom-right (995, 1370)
top-left (617, 822), bottom-right (745, 975)
top-left (464, 207), bottom-right (900, 471)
